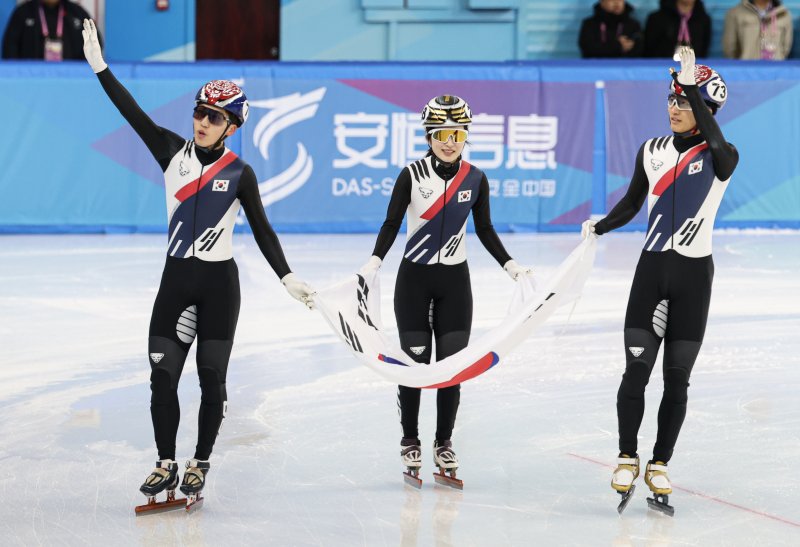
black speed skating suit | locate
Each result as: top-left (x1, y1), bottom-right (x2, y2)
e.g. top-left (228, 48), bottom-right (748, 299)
top-left (595, 84), bottom-right (738, 462)
top-left (96, 69), bottom-right (291, 461)
top-left (373, 152), bottom-right (512, 442)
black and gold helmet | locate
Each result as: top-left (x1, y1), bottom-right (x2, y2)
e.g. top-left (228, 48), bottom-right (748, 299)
top-left (421, 95), bottom-right (472, 127)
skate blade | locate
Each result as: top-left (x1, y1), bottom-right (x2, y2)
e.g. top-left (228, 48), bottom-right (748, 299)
top-left (403, 470), bottom-right (422, 489)
top-left (646, 494), bottom-right (674, 517)
top-left (433, 470), bottom-right (463, 490)
top-left (185, 495), bottom-right (204, 513)
top-left (616, 484), bottom-right (635, 515)
top-left (134, 496), bottom-right (187, 516)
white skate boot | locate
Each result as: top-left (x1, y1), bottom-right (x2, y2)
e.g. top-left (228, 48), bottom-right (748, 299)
top-left (432, 440), bottom-right (462, 490)
top-left (401, 438), bottom-right (422, 488)
top-left (611, 454), bottom-right (639, 514)
top-left (644, 461), bottom-right (674, 516)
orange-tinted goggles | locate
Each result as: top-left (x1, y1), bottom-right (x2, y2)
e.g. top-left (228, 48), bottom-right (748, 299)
top-left (428, 128), bottom-right (468, 143)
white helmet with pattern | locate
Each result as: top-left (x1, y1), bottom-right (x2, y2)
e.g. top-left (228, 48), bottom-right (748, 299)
top-left (421, 95), bottom-right (472, 127)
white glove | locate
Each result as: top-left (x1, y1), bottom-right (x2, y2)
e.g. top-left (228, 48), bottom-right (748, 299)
top-left (503, 259), bottom-right (533, 282)
top-left (82, 19), bottom-right (107, 73)
top-left (281, 273), bottom-right (315, 310)
top-left (581, 219), bottom-right (598, 239)
top-left (675, 45), bottom-right (696, 87)
top-left (358, 255), bottom-right (382, 277)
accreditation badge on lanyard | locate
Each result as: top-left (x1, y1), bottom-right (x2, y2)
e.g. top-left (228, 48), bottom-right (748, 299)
top-left (39, 3), bottom-right (65, 61)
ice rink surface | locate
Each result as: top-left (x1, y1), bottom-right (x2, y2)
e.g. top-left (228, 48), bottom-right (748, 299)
top-left (0, 232), bottom-right (798, 546)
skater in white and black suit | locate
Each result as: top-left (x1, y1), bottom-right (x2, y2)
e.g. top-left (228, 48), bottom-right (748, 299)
top-left (582, 46), bottom-right (738, 513)
top-left (360, 95), bottom-right (534, 485)
top-left (81, 20), bottom-right (315, 509)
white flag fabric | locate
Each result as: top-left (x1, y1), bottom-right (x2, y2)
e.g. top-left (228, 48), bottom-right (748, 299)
top-left (315, 238), bottom-right (597, 388)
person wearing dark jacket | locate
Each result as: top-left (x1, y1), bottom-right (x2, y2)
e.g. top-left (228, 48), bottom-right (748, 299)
top-left (2, 0), bottom-right (99, 60)
top-left (645, 0), bottom-right (711, 59)
top-left (579, 0), bottom-right (644, 58)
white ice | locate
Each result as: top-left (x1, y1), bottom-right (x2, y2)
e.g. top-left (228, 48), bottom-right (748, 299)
top-left (0, 232), bottom-right (798, 546)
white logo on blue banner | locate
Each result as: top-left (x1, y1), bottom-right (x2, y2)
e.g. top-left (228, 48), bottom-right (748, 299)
top-left (249, 88), bottom-right (327, 207)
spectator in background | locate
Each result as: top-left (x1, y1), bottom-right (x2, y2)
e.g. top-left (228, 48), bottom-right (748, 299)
top-left (579, 0), bottom-right (644, 58)
top-left (2, 0), bottom-right (98, 61)
top-left (644, 0), bottom-right (711, 59)
top-left (723, 0), bottom-right (793, 60)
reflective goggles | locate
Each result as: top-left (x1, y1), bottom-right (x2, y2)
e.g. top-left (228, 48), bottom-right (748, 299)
top-left (428, 128), bottom-right (468, 143)
top-left (193, 105), bottom-right (230, 126)
top-left (667, 93), bottom-right (692, 111)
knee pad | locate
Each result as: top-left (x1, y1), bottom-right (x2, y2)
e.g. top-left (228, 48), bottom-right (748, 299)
top-left (198, 367), bottom-right (227, 405)
top-left (623, 328), bottom-right (660, 369)
top-left (663, 365), bottom-right (691, 404)
top-left (435, 331), bottom-right (469, 361)
top-left (664, 340), bottom-right (701, 373)
top-left (196, 340), bottom-right (232, 377)
top-left (619, 329), bottom-right (660, 396)
top-left (148, 336), bottom-right (188, 392)
top-left (399, 331), bottom-right (432, 364)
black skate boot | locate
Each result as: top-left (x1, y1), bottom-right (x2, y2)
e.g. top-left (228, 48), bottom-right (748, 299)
top-left (432, 440), bottom-right (462, 490)
top-left (401, 437), bottom-right (423, 488)
top-left (134, 459), bottom-right (186, 516)
top-left (180, 459), bottom-right (210, 512)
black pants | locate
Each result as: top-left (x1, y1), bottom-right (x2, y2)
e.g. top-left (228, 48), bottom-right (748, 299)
top-left (394, 259), bottom-right (472, 443)
top-left (148, 257), bottom-right (240, 461)
top-left (617, 250), bottom-right (714, 463)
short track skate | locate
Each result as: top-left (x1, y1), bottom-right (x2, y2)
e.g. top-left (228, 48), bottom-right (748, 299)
top-left (185, 493), bottom-right (204, 513)
top-left (134, 489), bottom-right (187, 516)
top-left (616, 484), bottom-right (635, 514)
top-left (646, 493), bottom-right (674, 516)
top-left (401, 441), bottom-right (423, 488)
top-left (433, 467), bottom-right (463, 490)
top-left (135, 460), bottom-right (187, 516)
top-left (180, 459), bottom-right (210, 513)
top-left (403, 467), bottom-right (423, 489)
top-left (432, 440), bottom-right (462, 490)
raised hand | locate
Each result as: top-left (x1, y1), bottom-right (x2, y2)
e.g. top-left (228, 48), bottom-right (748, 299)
top-left (81, 19), bottom-right (107, 73)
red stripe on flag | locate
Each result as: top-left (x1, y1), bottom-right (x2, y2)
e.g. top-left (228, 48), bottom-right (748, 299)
top-left (420, 161), bottom-right (472, 221)
top-left (174, 151), bottom-right (239, 203)
top-left (423, 351), bottom-right (498, 389)
top-left (652, 143), bottom-right (708, 197)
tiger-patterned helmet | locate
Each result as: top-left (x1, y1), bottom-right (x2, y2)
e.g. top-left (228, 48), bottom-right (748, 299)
top-left (421, 95), bottom-right (472, 127)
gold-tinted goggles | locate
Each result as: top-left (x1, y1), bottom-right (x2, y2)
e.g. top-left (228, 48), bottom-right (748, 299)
top-left (667, 93), bottom-right (692, 111)
top-left (428, 128), bottom-right (468, 143)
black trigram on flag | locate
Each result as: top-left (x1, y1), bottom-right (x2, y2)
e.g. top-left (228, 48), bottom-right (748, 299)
top-left (356, 275), bottom-right (377, 330)
top-left (339, 312), bottom-right (363, 353)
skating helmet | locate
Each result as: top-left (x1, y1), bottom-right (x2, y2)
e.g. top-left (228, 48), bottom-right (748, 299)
top-left (670, 65), bottom-right (727, 113)
top-left (421, 95), bottom-right (472, 127)
top-left (195, 80), bottom-right (249, 126)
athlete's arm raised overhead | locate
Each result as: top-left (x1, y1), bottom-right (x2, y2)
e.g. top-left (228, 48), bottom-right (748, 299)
top-left (681, 85), bottom-right (738, 182)
top-left (673, 45), bottom-right (738, 181)
top-left (237, 166), bottom-right (292, 279)
top-left (83, 19), bottom-right (183, 169)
